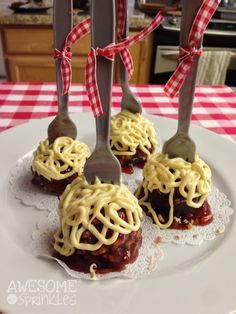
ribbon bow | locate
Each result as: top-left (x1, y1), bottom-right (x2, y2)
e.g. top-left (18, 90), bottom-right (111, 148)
top-left (54, 17), bottom-right (91, 95)
top-left (179, 46), bottom-right (202, 63)
top-left (86, 11), bottom-right (164, 117)
top-left (164, 0), bottom-right (220, 98)
top-left (54, 46), bottom-right (72, 95)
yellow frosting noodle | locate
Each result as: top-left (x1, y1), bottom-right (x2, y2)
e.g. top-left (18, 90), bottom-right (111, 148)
top-left (32, 136), bottom-right (90, 181)
top-left (135, 153), bottom-right (212, 229)
top-left (54, 177), bottom-right (142, 256)
top-left (89, 264), bottom-right (97, 280)
top-left (110, 110), bottom-right (157, 156)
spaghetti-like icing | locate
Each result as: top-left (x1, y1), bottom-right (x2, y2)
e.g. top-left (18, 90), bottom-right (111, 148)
top-left (89, 264), bottom-right (97, 280)
top-left (135, 153), bottom-right (212, 229)
top-left (110, 110), bottom-right (157, 156)
top-left (32, 136), bottom-right (90, 181)
top-left (54, 177), bottom-right (142, 256)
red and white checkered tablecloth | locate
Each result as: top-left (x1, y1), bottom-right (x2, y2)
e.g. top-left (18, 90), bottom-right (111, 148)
top-left (0, 82), bottom-right (236, 141)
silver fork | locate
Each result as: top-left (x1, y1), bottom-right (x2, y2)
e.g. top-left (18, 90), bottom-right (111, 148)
top-left (47, 0), bottom-right (77, 144)
top-left (162, 0), bottom-right (203, 162)
top-left (83, 0), bottom-right (121, 184)
top-left (118, 0), bottom-right (142, 114)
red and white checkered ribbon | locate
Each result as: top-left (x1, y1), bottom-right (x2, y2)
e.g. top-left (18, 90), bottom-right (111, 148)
top-left (117, 0), bottom-right (126, 39)
top-left (116, 0), bottom-right (134, 78)
top-left (164, 0), bottom-right (220, 98)
top-left (54, 17), bottom-right (91, 95)
top-left (86, 11), bottom-right (164, 117)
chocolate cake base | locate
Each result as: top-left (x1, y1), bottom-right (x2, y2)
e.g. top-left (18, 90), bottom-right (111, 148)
top-left (139, 188), bottom-right (213, 229)
top-left (31, 171), bottom-right (78, 196)
top-left (113, 146), bottom-right (153, 174)
top-left (54, 229), bottom-right (142, 274)
top-left (53, 210), bottom-right (142, 274)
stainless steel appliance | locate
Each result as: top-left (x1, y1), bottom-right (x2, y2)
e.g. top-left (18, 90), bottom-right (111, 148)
top-left (151, 15), bottom-right (236, 86)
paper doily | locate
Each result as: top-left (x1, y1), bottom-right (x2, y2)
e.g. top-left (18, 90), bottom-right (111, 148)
top-left (126, 174), bottom-right (234, 245)
top-left (11, 152), bottom-right (234, 245)
top-left (31, 212), bottom-right (164, 280)
top-left (10, 152), bottom-right (59, 211)
top-left (158, 187), bottom-right (233, 245)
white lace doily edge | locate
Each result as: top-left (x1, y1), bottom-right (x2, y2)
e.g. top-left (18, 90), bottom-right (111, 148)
top-left (32, 252), bottom-right (164, 281)
top-left (31, 213), bottom-right (164, 281)
top-left (9, 154), bottom-right (60, 211)
top-left (10, 154), bottom-right (235, 247)
top-left (158, 187), bottom-right (234, 246)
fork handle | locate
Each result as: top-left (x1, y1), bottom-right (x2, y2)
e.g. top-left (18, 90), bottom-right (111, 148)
top-left (91, 0), bottom-right (115, 148)
top-left (118, 1), bottom-right (142, 114)
top-left (118, 0), bottom-right (129, 91)
top-left (177, 0), bottom-right (203, 134)
top-left (53, 0), bottom-right (73, 114)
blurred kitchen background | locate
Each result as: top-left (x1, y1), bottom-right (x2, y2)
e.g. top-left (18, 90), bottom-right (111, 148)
top-left (0, 0), bottom-right (236, 86)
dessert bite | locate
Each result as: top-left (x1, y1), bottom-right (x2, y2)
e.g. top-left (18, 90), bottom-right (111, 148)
top-left (31, 136), bottom-right (90, 195)
top-left (135, 153), bottom-right (213, 230)
top-left (53, 177), bottom-right (142, 275)
top-left (110, 110), bottom-right (157, 174)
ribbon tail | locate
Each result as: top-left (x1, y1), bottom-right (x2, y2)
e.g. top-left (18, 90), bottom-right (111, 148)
top-left (164, 60), bottom-right (192, 98)
top-left (127, 12), bottom-right (164, 49)
top-left (189, 0), bottom-right (221, 47)
top-left (85, 49), bottom-right (104, 117)
top-left (119, 48), bottom-right (134, 79)
top-left (60, 59), bottom-right (72, 95)
top-left (66, 17), bottom-right (91, 46)
top-left (103, 11), bottom-right (164, 57)
top-left (117, 0), bottom-right (126, 39)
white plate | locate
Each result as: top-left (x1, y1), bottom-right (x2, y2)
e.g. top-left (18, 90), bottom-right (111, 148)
top-left (0, 113), bottom-right (236, 314)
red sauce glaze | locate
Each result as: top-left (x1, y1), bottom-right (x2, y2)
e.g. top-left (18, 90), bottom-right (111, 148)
top-left (114, 146), bottom-right (152, 174)
top-left (53, 210), bottom-right (142, 274)
top-left (122, 165), bottom-right (134, 174)
top-left (170, 201), bottom-right (213, 229)
top-left (139, 188), bottom-right (213, 230)
top-left (31, 169), bottom-right (78, 196)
